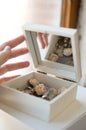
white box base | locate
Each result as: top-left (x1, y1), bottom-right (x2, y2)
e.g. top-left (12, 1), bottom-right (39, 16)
top-left (0, 72), bottom-right (77, 122)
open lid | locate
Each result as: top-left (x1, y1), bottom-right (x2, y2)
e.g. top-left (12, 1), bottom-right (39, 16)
top-left (23, 23), bottom-right (81, 82)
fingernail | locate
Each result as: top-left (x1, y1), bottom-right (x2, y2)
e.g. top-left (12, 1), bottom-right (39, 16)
top-left (42, 45), bottom-right (45, 49)
top-left (25, 61), bottom-right (30, 66)
top-left (4, 46), bottom-right (11, 52)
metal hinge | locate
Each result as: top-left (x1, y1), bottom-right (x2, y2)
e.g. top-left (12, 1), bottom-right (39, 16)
top-left (56, 76), bottom-right (76, 83)
top-left (37, 71), bottom-right (47, 75)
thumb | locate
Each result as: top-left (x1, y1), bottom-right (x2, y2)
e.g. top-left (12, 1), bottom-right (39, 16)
top-left (0, 46), bottom-right (11, 66)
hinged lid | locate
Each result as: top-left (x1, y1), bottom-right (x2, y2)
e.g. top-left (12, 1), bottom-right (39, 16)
top-left (23, 23), bottom-right (81, 82)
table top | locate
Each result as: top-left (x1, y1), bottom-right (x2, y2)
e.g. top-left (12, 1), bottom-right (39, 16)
top-left (0, 109), bottom-right (33, 130)
top-left (0, 85), bottom-right (86, 130)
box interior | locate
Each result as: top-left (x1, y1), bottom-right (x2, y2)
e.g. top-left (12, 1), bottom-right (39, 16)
top-left (3, 72), bottom-right (75, 102)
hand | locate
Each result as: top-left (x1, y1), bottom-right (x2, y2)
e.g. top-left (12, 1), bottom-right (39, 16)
top-left (0, 33), bottom-right (48, 83)
top-left (0, 35), bottom-right (29, 83)
top-left (37, 32), bottom-right (48, 49)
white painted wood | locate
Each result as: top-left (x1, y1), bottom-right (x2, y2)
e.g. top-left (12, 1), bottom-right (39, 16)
top-left (23, 23), bottom-right (81, 82)
top-left (0, 86), bottom-right (86, 130)
top-left (0, 72), bottom-right (77, 122)
top-left (0, 110), bottom-right (33, 130)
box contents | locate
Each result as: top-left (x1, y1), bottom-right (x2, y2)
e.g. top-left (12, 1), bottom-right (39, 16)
top-left (18, 78), bottom-right (67, 101)
top-left (47, 36), bottom-right (73, 66)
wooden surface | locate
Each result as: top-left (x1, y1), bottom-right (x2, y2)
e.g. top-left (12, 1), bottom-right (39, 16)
top-left (0, 110), bottom-right (33, 130)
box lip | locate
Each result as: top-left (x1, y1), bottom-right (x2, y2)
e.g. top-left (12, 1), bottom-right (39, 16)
top-left (23, 23), bottom-right (81, 82)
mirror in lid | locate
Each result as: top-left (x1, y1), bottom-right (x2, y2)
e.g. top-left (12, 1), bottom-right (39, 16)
top-left (24, 23), bottom-right (81, 82)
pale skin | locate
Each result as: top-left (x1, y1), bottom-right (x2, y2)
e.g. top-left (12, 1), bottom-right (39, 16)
top-left (0, 33), bottom-right (48, 83)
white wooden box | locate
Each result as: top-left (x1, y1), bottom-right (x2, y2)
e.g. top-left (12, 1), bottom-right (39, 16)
top-left (0, 23), bottom-right (81, 122)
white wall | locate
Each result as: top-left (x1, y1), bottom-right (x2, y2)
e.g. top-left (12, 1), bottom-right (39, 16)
top-left (0, 0), bottom-right (62, 42)
top-left (0, 0), bottom-right (62, 78)
top-left (78, 0), bottom-right (86, 86)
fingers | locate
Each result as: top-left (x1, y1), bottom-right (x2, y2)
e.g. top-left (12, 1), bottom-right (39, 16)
top-left (0, 46), bottom-right (11, 66)
top-left (37, 33), bottom-right (45, 48)
top-left (0, 61), bottom-right (30, 75)
top-left (9, 48), bottom-right (29, 58)
top-left (0, 35), bottom-right (25, 51)
top-left (0, 75), bottom-right (20, 84)
top-left (0, 47), bottom-right (29, 65)
top-left (43, 33), bottom-right (48, 47)
top-left (37, 33), bottom-right (48, 49)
